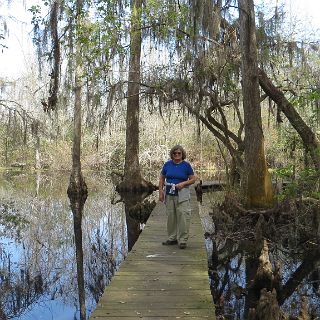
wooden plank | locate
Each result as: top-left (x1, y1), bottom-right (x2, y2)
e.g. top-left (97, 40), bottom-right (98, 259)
top-left (93, 316), bottom-right (212, 319)
top-left (101, 281), bottom-right (209, 291)
top-left (90, 188), bottom-right (215, 319)
top-left (93, 316), bottom-right (209, 320)
top-left (113, 274), bottom-right (208, 280)
top-left (118, 265), bottom-right (208, 274)
top-left (94, 300), bottom-right (212, 309)
top-left (125, 255), bottom-right (208, 262)
top-left (99, 292), bottom-right (212, 302)
top-left (95, 318), bottom-right (211, 320)
top-left (92, 308), bottom-right (214, 318)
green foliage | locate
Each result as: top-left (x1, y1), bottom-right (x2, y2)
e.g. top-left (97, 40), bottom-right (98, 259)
top-left (298, 168), bottom-right (320, 199)
top-left (2, 0), bottom-right (319, 206)
top-left (274, 165), bottom-right (295, 179)
top-left (277, 181), bottom-right (298, 200)
top-left (288, 88), bottom-right (320, 128)
top-left (308, 89), bottom-right (320, 101)
top-left (28, 4), bottom-right (43, 47)
top-left (276, 167), bottom-right (320, 200)
top-left (28, 4), bottom-right (42, 25)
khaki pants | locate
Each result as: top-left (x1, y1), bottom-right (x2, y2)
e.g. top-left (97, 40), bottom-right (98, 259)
top-left (165, 195), bottom-right (191, 244)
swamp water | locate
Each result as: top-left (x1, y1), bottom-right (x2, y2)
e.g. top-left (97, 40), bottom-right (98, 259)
top-left (0, 170), bottom-right (154, 320)
top-left (1, 172), bottom-right (319, 319)
top-left (200, 192), bottom-right (320, 319)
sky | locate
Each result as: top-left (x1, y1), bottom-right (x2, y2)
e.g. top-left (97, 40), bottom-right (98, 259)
top-left (0, 0), bottom-right (36, 78)
top-left (285, 0), bottom-right (320, 27)
top-left (266, 0), bottom-right (320, 39)
top-left (0, 0), bottom-right (319, 79)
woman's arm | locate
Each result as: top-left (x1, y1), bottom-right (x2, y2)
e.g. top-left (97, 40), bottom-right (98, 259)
top-left (159, 174), bottom-right (165, 202)
top-left (175, 175), bottom-right (196, 190)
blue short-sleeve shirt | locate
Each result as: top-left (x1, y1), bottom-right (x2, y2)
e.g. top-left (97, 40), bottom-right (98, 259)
top-left (161, 160), bottom-right (194, 195)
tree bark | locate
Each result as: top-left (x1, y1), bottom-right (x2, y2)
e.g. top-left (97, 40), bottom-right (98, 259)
top-left (5, 112), bottom-right (11, 166)
top-left (122, 192), bottom-right (148, 251)
top-left (258, 68), bottom-right (320, 170)
top-left (244, 255), bottom-right (260, 318)
top-left (125, 0), bottom-right (142, 184)
top-left (32, 120), bottom-right (41, 170)
top-left (66, 1), bottom-right (87, 319)
top-left (118, 0), bottom-right (154, 192)
top-left (0, 305), bottom-right (7, 320)
top-left (47, 0), bottom-right (60, 111)
top-left (239, 0), bottom-right (274, 208)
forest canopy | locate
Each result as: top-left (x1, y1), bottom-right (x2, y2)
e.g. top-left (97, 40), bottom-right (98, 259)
top-left (0, 0), bottom-right (319, 199)
top-left (0, 1), bottom-right (320, 319)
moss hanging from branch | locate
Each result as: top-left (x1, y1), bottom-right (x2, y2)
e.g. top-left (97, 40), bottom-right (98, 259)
top-left (46, 1), bottom-right (60, 112)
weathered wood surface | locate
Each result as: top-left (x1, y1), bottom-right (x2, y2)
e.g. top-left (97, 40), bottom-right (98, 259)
top-left (196, 180), bottom-right (226, 191)
top-left (90, 189), bottom-right (215, 319)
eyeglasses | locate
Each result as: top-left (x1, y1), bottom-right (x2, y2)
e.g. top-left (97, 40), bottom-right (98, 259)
top-left (173, 151), bottom-right (182, 155)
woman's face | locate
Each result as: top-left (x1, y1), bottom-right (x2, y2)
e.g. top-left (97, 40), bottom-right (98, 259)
top-left (172, 149), bottom-right (182, 161)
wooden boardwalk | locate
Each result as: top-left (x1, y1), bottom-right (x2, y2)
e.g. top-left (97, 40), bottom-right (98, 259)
top-left (90, 189), bottom-right (215, 320)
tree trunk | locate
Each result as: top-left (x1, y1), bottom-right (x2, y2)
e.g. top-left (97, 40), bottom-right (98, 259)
top-left (244, 255), bottom-right (260, 318)
top-left (122, 192), bottom-right (155, 250)
top-left (47, 0), bottom-right (60, 112)
top-left (211, 0), bottom-right (222, 42)
top-left (32, 120), bottom-right (41, 170)
top-left (5, 117), bottom-right (9, 166)
top-left (66, 2), bottom-right (87, 319)
top-left (124, 0), bottom-right (142, 185)
top-left (117, 0), bottom-right (154, 192)
top-left (258, 68), bottom-right (320, 170)
top-left (0, 305), bottom-right (7, 320)
top-left (239, 0), bottom-right (274, 208)
top-left (123, 193), bottom-right (145, 251)
top-left (23, 110), bottom-right (27, 145)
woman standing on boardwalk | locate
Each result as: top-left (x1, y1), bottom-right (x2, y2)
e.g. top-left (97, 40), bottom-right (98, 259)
top-left (158, 145), bottom-right (196, 249)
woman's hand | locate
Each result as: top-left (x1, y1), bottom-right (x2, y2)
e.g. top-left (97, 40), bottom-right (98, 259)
top-left (175, 182), bottom-right (185, 190)
top-left (159, 189), bottom-right (164, 202)
top-left (176, 175), bottom-right (196, 190)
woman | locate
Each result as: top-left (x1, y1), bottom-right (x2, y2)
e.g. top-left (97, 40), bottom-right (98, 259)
top-left (159, 145), bottom-right (196, 249)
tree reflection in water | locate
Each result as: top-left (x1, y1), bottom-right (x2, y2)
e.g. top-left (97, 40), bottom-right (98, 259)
top-left (202, 192), bottom-right (320, 319)
top-left (0, 171), bottom-right (142, 319)
top-left (116, 190), bottom-right (156, 251)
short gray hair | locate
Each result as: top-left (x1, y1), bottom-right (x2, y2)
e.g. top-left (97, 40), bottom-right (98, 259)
top-left (169, 145), bottom-right (186, 160)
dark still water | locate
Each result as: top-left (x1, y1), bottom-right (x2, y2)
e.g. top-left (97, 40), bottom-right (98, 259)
top-left (200, 192), bottom-right (320, 319)
top-left (0, 170), bottom-right (148, 320)
top-left (2, 171), bottom-right (319, 320)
